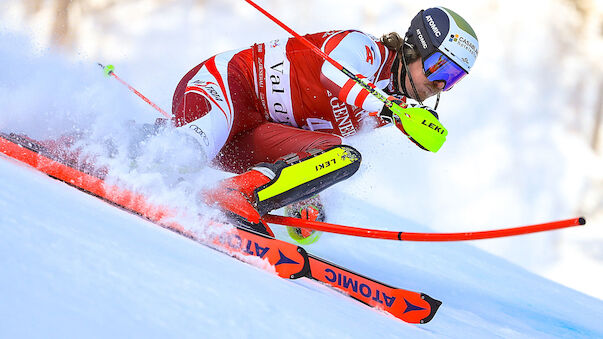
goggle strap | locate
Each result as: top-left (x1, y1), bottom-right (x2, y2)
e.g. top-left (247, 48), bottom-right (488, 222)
top-left (434, 93), bottom-right (440, 110)
top-left (401, 40), bottom-right (423, 105)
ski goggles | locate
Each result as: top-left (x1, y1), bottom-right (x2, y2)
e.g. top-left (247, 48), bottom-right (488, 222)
top-left (422, 51), bottom-right (467, 91)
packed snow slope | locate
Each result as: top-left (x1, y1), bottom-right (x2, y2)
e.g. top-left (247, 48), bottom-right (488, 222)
top-left (1, 3), bottom-right (603, 337)
top-left (2, 0), bottom-right (603, 300)
top-left (1, 151), bottom-right (603, 338)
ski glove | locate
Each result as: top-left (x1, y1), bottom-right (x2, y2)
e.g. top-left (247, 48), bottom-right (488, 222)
top-left (377, 97), bottom-right (406, 124)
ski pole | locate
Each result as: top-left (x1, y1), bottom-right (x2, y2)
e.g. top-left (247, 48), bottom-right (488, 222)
top-left (263, 214), bottom-right (586, 241)
top-left (97, 63), bottom-right (171, 119)
top-left (243, 0), bottom-right (390, 107)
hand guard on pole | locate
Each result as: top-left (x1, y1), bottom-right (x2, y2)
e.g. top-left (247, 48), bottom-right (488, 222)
top-left (376, 96), bottom-right (406, 125)
top-left (378, 101), bottom-right (446, 151)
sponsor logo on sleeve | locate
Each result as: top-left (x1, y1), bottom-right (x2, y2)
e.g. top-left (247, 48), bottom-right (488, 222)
top-left (189, 125), bottom-right (210, 146)
top-left (365, 45), bottom-right (374, 65)
top-left (190, 80), bottom-right (223, 102)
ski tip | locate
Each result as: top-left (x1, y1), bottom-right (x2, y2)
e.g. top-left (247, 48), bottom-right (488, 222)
top-left (419, 293), bottom-right (442, 324)
top-left (579, 217), bottom-right (586, 225)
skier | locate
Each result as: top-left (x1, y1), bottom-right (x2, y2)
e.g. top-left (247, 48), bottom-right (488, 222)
top-left (176, 7), bottom-right (479, 242)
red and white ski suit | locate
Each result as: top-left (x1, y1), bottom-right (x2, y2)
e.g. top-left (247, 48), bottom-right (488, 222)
top-left (172, 30), bottom-right (401, 173)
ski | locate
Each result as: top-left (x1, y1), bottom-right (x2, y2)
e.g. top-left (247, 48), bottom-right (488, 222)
top-left (0, 132), bottom-right (440, 323)
top-left (0, 132), bottom-right (309, 280)
top-left (307, 254), bottom-right (440, 324)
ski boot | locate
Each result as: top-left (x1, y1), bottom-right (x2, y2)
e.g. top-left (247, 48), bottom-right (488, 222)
top-left (204, 145), bottom-right (361, 236)
top-left (203, 166), bottom-right (276, 236)
top-left (284, 195), bottom-right (325, 245)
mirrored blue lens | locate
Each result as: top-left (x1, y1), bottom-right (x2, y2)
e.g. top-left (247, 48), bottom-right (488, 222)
top-left (423, 52), bottom-right (467, 91)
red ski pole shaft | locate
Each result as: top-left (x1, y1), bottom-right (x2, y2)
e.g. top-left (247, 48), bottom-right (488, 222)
top-left (263, 214), bottom-right (586, 241)
top-left (97, 63), bottom-right (171, 119)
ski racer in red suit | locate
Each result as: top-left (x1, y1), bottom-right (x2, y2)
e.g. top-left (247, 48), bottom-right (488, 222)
top-left (173, 7), bottom-right (479, 241)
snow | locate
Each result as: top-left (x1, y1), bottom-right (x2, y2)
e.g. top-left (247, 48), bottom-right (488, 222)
top-left (1, 0), bottom-right (603, 336)
top-left (2, 138), bottom-right (603, 338)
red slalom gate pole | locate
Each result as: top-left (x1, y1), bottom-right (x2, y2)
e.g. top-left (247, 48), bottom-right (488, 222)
top-left (242, 0), bottom-right (394, 107)
top-left (263, 214), bottom-right (586, 241)
top-left (243, 0), bottom-right (344, 70)
top-left (97, 63), bottom-right (171, 119)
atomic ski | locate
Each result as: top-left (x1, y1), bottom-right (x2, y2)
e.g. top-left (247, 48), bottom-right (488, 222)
top-left (0, 132), bottom-right (441, 324)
